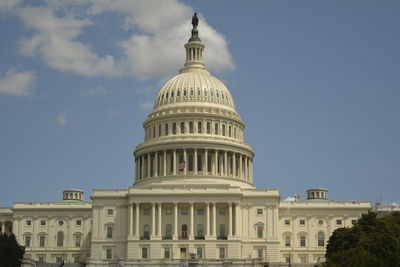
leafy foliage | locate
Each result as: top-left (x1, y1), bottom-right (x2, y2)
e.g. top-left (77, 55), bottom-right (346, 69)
top-left (325, 211), bottom-right (400, 267)
top-left (0, 233), bottom-right (25, 267)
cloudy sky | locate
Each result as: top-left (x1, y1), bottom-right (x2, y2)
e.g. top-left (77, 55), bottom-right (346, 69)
top-left (1, 0), bottom-right (399, 206)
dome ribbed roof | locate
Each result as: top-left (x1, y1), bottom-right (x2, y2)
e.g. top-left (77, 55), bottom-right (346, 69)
top-left (154, 71), bottom-right (235, 111)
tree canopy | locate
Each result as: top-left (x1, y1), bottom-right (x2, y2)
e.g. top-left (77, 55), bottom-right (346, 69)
top-left (325, 211), bottom-right (400, 267)
top-left (0, 233), bottom-right (25, 267)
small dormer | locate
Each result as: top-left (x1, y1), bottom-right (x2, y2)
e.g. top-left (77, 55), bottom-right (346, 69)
top-left (306, 188), bottom-right (328, 200)
top-left (63, 189), bottom-right (84, 201)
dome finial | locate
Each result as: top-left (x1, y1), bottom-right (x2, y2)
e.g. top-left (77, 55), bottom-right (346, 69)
top-left (189, 12), bottom-right (201, 42)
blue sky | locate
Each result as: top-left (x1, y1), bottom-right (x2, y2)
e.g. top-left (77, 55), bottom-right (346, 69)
top-left (0, 0), bottom-right (399, 206)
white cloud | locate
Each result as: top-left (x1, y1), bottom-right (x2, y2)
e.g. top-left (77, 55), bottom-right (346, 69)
top-left (15, 1), bottom-right (234, 80)
top-left (56, 113), bottom-right (68, 126)
top-left (80, 86), bottom-right (112, 97)
top-left (0, 68), bottom-right (36, 97)
top-left (0, 0), bottom-right (21, 13)
top-left (138, 101), bottom-right (154, 111)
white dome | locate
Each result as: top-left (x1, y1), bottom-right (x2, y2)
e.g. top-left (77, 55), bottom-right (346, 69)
top-left (154, 71), bottom-right (235, 112)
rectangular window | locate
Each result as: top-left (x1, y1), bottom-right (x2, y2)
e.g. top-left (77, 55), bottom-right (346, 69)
top-left (164, 247), bottom-right (170, 259)
top-left (76, 220), bottom-right (82, 226)
top-left (299, 219), bottom-right (305, 225)
top-left (56, 257), bottom-right (63, 263)
top-left (188, 154), bottom-right (193, 171)
top-left (257, 248), bottom-right (263, 258)
top-left (257, 226), bottom-right (263, 238)
top-left (40, 220), bottom-right (46, 226)
top-left (144, 209), bottom-right (151, 215)
top-left (181, 209), bottom-right (188, 215)
top-left (207, 122), bottom-right (211, 134)
top-left (197, 247), bottom-right (203, 259)
top-left (107, 209), bottom-right (113, 215)
top-left (106, 226), bottom-right (113, 238)
top-left (197, 208), bottom-right (204, 215)
top-left (165, 123), bottom-right (169, 135)
top-left (285, 236), bottom-right (291, 247)
top-left (300, 236), bottom-right (306, 247)
top-left (75, 235), bottom-right (81, 247)
top-left (166, 208), bottom-right (172, 215)
top-left (180, 122), bottom-right (185, 133)
top-left (25, 236), bottom-right (31, 247)
top-left (26, 220), bottom-right (31, 226)
top-left (285, 256), bottom-right (290, 263)
top-left (159, 125), bottom-right (162, 136)
top-left (300, 255), bottom-right (307, 263)
top-left (172, 122), bottom-right (176, 134)
top-left (39, 236), bottom-right (45, 247)
top-left (219, 247), bottom-right (225, 259)
top-left (219, 208), bottom-right (225, 215)
top-left (256, 208), bottom-right (263, 215)
top-left (142, 247), bottom-right (148, 259)
top-left (284, 219), bottom-right (290, 225)
top-left (189, 121), bottom-right (194, 133)
top-left (106, 249), bottom-right (112, 259)
top-left (336, 219), bottom-right (342, 225)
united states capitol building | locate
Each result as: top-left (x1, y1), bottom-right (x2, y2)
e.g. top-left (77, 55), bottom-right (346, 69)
top-left (0, 15), bottom-right (370, 266)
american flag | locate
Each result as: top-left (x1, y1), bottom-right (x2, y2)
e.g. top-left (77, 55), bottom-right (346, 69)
top-left (179, 160), bottom-right (186, 171)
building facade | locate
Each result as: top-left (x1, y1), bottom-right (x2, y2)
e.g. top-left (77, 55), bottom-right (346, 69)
top-left (1, 15), bottom-right (370, 266)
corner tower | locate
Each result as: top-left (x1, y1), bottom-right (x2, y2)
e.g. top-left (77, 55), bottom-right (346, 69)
top-left (133, 14), bottom-right (254, 189)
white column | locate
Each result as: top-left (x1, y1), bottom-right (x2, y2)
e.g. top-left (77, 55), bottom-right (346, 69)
top-left (173, 150), bottom-right (177, 175)
top-left (194, 149), bottom-right (198, 174)
top-left (228, 202), bottom-right (233, 237)
top-left (158, 203), bottom-right (162, 237)
top-left (135, 203), bottom-right (140, 238)
top-left (129, 204), bottom-right (133, 236)
top-left (219, 153), bottom-right (223, 176)
top-left (163, 150), bottom-right (167, 176)
top-left (232, 153), bottom-right (236, 177)
top-left (141, 155), bottom-right (145, 179)
top-left (250, 158), bottom-right (253, 182)
top-left (173, 202), bottom-right (178, 239)
top-left (147, 153), bottom-right (151, 178)
top-left (154, 151), bottom-right (158, 177)
top-left (190, 202), bottom-right (194, 239)
top-left (234, 202), bottom-right (239, 237)
top-left (239, 154), bottom-right (243, 179)
top-left (151, 202), bottom-right (156, 237)
top-left (224, 151), bottom-right (228, 176)
top-left (212, 203), bottom-right (216, 237)
top-left (206, 202), bottom-right (210, 237)
top-left (134, 158), bottom-right (138, 180)
top-left (214, 150), bottom-right (218, 175)
top-left (244, 157), bottom-right (248, 180)
top-left (183, 149), bottom-right (187, 175)
top-left (204, 149), bottom-right (208, 175)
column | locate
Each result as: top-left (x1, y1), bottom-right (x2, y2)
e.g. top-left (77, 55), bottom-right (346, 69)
top-left (219, 153), bottom-right (224, 176)
top-left (151, 202), bottom-right (156, 237)
top-left (214, 150), bottom-right (218, 175)
top-left (147, 153), bottom-right (151, 178)
top-left (163, 150), bottom-right (167, 176)
top-left (135, 203), bottom-right (140, 238)
top-left (141, 155), bottom-right (145, 179)
top-left (228, 202), bottom-right (233, 237)
top-left (129, 204), bottom-right (133, 236)
top-left (173, 150), bottom-right (177, 175)
top-left (232, 153), bottom-right (236, 177)
top-left (134, 157), bottom-right (138, 180)
top-left (204, 149), bottom-right (208, 175)
top-left (224, 151), bottom-right (228, 176)
top-left (249, 159), bottom-right (253, 182)
top-left (239, 154), bottom-right (243, 179)
top-left (173, 202), bottom-right (178, 239)
top-left (190, 203), bottom-right (194, 239)
top-left (194, 149), bottom-right (198, 175)
top-left (154, 151), bottom-right (158, 177)
top-left (158, 203), bottom-right (162, 237)
top-left (183, 149), bottom-right (187, 175)
top-left (234, 202), bottom-right (239, 237)
top-left (206, 203), bottom-right (210, 237)
top-left (244, 157), bottom-right (248, 180)
top-left (212, 203), bottom-right (217, 237)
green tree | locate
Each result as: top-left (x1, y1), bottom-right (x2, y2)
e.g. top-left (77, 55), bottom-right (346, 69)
top-left (0, 233), bottom-right (25, 267)
top-left (325, 211), bottom-right (400, 267)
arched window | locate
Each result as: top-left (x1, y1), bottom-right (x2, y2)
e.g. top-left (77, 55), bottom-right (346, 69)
top-left (198, 121), bottom-right (202, 133)
top-left (189, 121), bottom-right (194, 133)
top-left (57, 232), bottom-right (64, 247)
top-left (165, 123), bottom-right (169, 135)
top-left (207, 122), bottom-right (211, 134)
top-left (228, 125), bottom-right (232, 137)
top-left (222, 124), bottom-right (226, 136)
top-left (143, 224), bottom-right (150, 239)
top-left (197, 224), bottom-right (204, 238)
top-left (75, 234), bottom-right (82, 247)
top-left (284, 235), bottom-right (291, 247)
top-left (165, 224), bottom-right (172, 239)
top-left (257, 226), bottom-right (263, 238)
top-left (172, 123), bottom-right (176, 134)
top-left (180, 122), bottom-right (185, 134)
top-left (215, 123), bottom-right (219, 135)
top-left (219, 224), bottom-right (226, 238)
top-left (159, 125), bottom-right (162, 137)
top-left (38, 234), bottom-right (46, 247)
top-left (197, 154), bottom-right (202, 172)
top-left (181, 224), bottom-right (188, 238)
top-left (317, 232), bottom-right (325, 247)
top-left (300, 235), bottom-right (306, 247)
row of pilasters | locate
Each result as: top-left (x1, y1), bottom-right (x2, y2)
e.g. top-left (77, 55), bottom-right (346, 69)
top-left (127, 202), bottom-right (240, 240)
top-left (0, 221), bottom-right (12, 234)
top-left (135, 149), bottom-right (253, 182)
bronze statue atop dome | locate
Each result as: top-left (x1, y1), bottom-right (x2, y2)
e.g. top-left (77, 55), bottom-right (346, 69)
top-left (192, 12), bottom-right (199, 28)
top-left (189, 12), bottom-right (201, 42)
